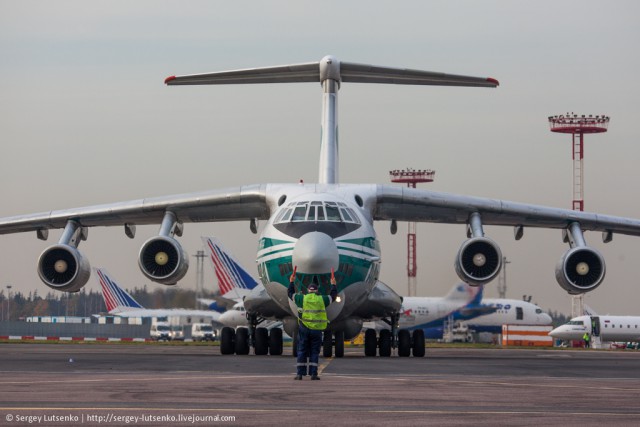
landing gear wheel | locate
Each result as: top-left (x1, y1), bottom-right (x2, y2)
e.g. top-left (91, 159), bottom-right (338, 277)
top-left (254, 327), bottom-right (269, 355)
top-left (398, 329), bottom-right (411, 357)
top-left (334, 330), bottom-right (344, 358)
top-left (323, 330), bottom-right (333, 357)
top-left (412, 329), bottom-right (425, 357)
top-left (364, 329), bottom-right (377, 357)
top-left (379, 329), bottom-right (391, 357)
top-left (235, 327), bottom-right (250, 355)
top-left (220, 327), bottom-right (235, 355)
top-left (269, 328), bottom-right (283, 356)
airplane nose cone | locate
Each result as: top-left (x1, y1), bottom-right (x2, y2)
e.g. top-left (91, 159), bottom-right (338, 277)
top-left (292, 232), bottom-right (339, 274)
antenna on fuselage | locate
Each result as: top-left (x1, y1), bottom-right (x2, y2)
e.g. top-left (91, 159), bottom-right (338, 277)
top-left (165, 56), bottom-right (498, 184)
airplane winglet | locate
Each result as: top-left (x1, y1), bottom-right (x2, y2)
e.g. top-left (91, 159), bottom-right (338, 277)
top-left (487, 77), bottom-right (500, 86)
top-left (164, 75), bottom-right (176, 84)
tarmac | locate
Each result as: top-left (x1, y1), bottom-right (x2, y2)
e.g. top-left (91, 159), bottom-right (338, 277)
top-left (1, 342), bottom-right (640, 426)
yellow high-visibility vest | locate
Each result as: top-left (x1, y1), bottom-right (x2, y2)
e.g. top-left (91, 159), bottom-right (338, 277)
top-left (301, 293), bottom-right (328, 330)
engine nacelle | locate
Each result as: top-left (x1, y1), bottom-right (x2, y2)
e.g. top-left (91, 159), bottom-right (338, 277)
top-left (138, 236), bottom-right (189, 285)
top-left (555, 246), bottom-right (606, 294)
top-left (37, 244), bottom-right (91, 292)
top-left (454, 237), bottom-right (502, 286)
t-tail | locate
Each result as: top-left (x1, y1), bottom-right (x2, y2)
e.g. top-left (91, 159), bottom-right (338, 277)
top-left (94, 268), bottom-right (144, 313)
top-left (165, 56), bottom-right (498, 184)
top-left (201, 237), bottom-right (257, 303)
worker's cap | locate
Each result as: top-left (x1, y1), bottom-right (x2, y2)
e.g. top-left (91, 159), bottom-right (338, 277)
top-left (307, 283), bottom-right (318, 292)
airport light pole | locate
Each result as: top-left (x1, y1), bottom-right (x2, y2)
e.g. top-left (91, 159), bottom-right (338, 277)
top-left (6, 285), bottom-right (12, 321)
top-left (194, 250), bottom-right (206, 309)
top-left (549, 113), bottom-right (610, 319)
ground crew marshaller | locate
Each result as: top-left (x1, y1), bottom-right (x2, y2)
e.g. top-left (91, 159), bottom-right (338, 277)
top-left (288, 268), bottom-right (337, 380)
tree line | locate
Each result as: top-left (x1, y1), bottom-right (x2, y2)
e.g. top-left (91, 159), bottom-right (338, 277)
top-left (0, 286), bottom-right (212, 321)
top-left (0, 286), bottom-right (572, 327)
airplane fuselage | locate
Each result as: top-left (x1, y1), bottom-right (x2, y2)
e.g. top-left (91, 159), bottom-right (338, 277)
top-left (256, 184), bottom-right (383, 328)
top-left (550, 315), bottom-right (640, 342)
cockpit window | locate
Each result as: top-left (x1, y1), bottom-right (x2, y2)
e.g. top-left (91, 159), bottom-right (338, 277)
top-left (567, 320), bottom-right (584, 326)
top-left (535, 308), bottom-right (542, 314)
top-left (275, 201), bottom-right (360, 225)
top-left (325, 204), bottom-right (341, 221)
top-left (292, 204), bottom-right (308, 221)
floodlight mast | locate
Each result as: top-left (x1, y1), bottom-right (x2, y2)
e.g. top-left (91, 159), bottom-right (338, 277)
top-left (549, 113), bottom-right (610, 318)
top-left (389, 168), bottom-right (436, 297)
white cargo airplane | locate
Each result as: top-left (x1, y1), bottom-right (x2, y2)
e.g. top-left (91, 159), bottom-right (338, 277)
top-left (2, 55), bottom-right (640, 358)
top-left (549, 314), bottom-right (640, 343)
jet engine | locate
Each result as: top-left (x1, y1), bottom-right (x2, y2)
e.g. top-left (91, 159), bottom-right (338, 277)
top-left (138, 235), bottom-right (189, 285)
top-left (555, 246), bottom-right (605, 294)
top-left (37, 244), bottom-right (91, 292)
top-left (454, 237), bottom-right (502, 286)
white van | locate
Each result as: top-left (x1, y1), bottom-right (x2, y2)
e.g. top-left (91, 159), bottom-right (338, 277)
top-left (150, 322), bottom-right (172, 341)
top-left (191, 323), bottom-right (216, 341)
top-left (170, 325), bottom-right (185, 341)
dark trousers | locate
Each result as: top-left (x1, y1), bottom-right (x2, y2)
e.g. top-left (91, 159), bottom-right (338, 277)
top-left (297, 324), bottom-right (323, 376)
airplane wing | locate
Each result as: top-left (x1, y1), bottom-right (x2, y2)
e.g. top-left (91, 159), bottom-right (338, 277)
top-left (0, 184), bottom-right (269, 292)
top-left (373, 184), bottom-right (640, 294)
top-left (0, 185), bottom-right (269, 235)
top-left (456, 305), bottom-right (498, 319)
top-left (374, 184), bottom-right (640, 238)
top-left (350, 281), bottom-right (403, 320)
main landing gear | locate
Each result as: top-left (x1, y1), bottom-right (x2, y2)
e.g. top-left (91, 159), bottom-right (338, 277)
top-left (219, 312), bottom-right (283, 356)
top-left (363, 312), bottom-right (425, 357)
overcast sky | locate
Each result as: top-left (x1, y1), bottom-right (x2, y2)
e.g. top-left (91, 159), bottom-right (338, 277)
top-left (1, 1), bottom-right (639, 316)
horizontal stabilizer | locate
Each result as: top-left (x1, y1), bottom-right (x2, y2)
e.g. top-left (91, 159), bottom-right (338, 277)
top-left (165, 56), bottom-right (498, 88)
top-left (340, 62), bottom-right (499, 87)
top-left (165, 62), bottom-right (320, 85)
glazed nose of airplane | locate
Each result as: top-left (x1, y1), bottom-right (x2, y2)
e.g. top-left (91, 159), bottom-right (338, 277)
top-left (292, 232), bottom-right (339, 274)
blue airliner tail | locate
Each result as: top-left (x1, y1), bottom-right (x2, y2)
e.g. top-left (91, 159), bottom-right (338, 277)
top-left (94, 268), bottom-right (144, 313)
top-left (201, 237), bottom-right (258, 308)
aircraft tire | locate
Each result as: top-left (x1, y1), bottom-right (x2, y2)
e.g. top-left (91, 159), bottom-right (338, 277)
top-left (235, 327), bottom-right (250, 355)
top-left (364, 329), bottom-right (377, 357)
top-left (255, 327), bottom-right (269, 355)
top-left (322, 331), bottom-right (333, 358)
top-left (220, 327), bottom-right (235, 355)
top-left (379, 329), bottom-right (391, 357)
top-left (412, 329), bottom-right (425, 357)
top-left (334, 330), bottom-right (345, 358)
top-left (268, 328), bottom-right (283, 356)
top-left (398, 329), bottom-right (411, 357)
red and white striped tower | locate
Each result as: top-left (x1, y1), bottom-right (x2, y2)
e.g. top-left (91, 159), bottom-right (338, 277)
top-left (389, 168), bottom-right (436, 297)
top-left (549, 113), bottom-right (610, 317)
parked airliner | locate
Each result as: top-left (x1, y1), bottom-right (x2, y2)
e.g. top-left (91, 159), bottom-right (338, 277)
top-left (2, 56), bottom-right (640, 358)
top-left (549, 315), bottom-right (640, 343)
top-left (197, 236), bottom-right (258, 312)
top-left (95, 268), bottom-right (221, 323)
top-left (366, 283), bottom-right (551, 353)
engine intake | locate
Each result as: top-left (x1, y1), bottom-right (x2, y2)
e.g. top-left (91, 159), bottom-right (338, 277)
top-left (37, 244), bottom-right (91, 292)
top-left (138, 236), bottom-right (188, 285)
top-left (555, 246), bottom-right (605, 294)
top-left (454, 237), bottom-right (502, 286)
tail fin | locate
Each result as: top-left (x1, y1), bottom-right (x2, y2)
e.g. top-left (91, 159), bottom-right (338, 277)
top-left (166, 56), bottom-right (498, 185)
top-left (94, 268), bottom-right (144, 313)
top-left (583, 304), bottom-right (598, 316)
top-left (201, 237), bottom-right (258, 299)
top-left (444, 282), bottom-right (483, 304)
